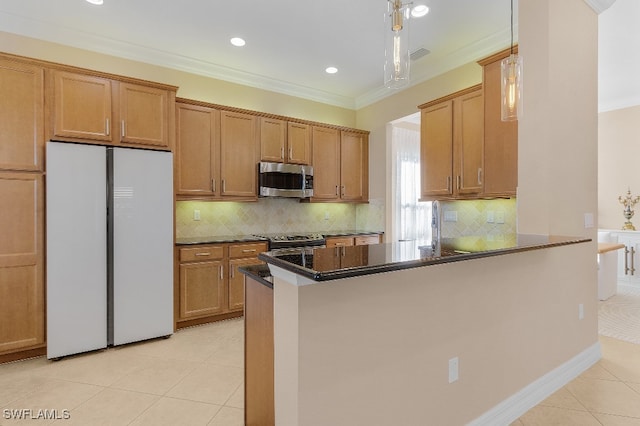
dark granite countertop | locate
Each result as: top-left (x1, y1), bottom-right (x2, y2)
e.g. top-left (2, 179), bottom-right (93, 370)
top-left (238, 264), bottom-right (273, 288)
top-left (175, 235), bottom-right (267, 245)
top-left (323, 230), bottom-right (384, 237)
top-left (258, 234), bottom-right (591, 282)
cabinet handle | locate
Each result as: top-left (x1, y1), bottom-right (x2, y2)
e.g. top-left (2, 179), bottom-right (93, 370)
top-left (242, 249), bottom-right (257, 253)
top-left (222, 179), bottom-right (226, 194)
top-left (631, 247), bottom-right (636, 275)
top-left (478, 168), bottom-right (483, 185)
top-left (335, 185), bottom-right (339, 196)
top-left (121, 120), bottom-right (125, 137)
top-left (281, 147), bottom-right (285, 159)
top-left (195, 252), bottom-right (211, 257)
top-left (219, 265), bottom-right (224, 280)
top-left (230, 266), bottom-right (235, 279)
top-left (457, 175), bottom-right (461, 190)
top-left (447, 176), bottom-right (452, 192)
top-left (625, 247), bottom-right (630, 275)
top-left (105, 118), bottom-right (110, 136)
top-left (289, 147), bottom-right (293, 159)
top-left (212, 179), bottom-right (216, 192)
top-left (341, 185), bottom-right (345, 197)
top-left (335, 242), bottom-right (345, 246)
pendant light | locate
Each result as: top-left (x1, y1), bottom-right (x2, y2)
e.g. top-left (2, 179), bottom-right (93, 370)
top-left (501, 0), bottom-right (523, 121)
top-left (384, 0), bottom-right (411, 89)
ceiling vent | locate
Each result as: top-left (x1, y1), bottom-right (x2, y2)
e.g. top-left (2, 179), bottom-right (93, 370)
top-left (410, 47), bottom-right (430, 62)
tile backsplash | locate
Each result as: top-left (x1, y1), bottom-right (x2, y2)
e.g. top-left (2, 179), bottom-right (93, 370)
top-left (176, 198), bottom-right (385, 238)
top-left (440, 198), bottom-right (517, 238)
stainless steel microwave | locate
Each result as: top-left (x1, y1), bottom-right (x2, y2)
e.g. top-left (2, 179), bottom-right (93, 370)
top-left (258, 162), bottom-right (313, 198)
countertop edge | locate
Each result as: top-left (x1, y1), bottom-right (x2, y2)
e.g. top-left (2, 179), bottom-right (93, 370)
top-left (259, 236), bottom-right (592, 282)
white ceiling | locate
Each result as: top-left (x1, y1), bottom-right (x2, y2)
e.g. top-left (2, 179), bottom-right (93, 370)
top-left (0, 0), bottom-right (633, 112)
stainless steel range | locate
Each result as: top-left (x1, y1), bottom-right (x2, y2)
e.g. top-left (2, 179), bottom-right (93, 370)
top-left (254, 232), bottom-right (326, 250)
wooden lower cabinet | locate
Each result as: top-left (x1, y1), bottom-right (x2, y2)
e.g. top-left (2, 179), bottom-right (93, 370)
top-left (244, 275), bottom-right (275, 426)
top-left (0, 172), bottom-right (45, 358)
top-left (176, 241), bottom-right (267, 328)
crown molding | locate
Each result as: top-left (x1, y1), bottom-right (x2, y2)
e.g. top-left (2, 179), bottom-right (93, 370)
top-left (583, 0), bottom-right (616, 14)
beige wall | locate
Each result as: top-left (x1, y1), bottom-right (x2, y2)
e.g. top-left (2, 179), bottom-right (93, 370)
top-left (598, 106), bottom-right (640, 230)
top-left (0, 31), bottom-right (356, 127)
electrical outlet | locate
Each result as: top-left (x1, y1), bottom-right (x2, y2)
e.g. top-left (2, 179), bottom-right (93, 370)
top-left (584, 213), bottom-right (594, 229)
top-left (324, 211), bottom-right (330, 221)
top-left (444, 211), bottom-right (458, 222)
top-left (579, 303), bottom-right (584, 320)
top-left (495, 212), bottom-right (505, 224)
top-left (487, 211), bottom-right (495, 223)
top-left (193, 209), bottom-right (201, 221)
top-left (448, 357), bottom-right (459, 383)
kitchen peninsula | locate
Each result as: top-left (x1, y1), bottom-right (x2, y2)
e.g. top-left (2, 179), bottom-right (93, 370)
top-left (243, 234), bottom-right (593, 426)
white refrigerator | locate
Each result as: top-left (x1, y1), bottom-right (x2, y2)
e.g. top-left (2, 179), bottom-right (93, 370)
top-left (46, 141), bottom-right (174, 359)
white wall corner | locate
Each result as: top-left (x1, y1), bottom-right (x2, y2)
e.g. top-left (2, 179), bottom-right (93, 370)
top-left (583, 0), bottom-right (616, 14)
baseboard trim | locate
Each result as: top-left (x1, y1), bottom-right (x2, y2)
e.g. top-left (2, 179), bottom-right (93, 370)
top-left (468, 341), bottom-right (602, 426)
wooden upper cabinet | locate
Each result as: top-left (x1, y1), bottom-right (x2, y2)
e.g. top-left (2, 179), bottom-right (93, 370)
top-left (479, 48), bottom-right (518, 197)
top-left (311, 126), bottom-right (340, 200)
top-left (52, 70), bottom-right (112, 142)
top-left (118, 83), bottom-right (169, 148)
top-left (0, 172), bottom-right (44, 354)
top-left (420, 101), bottom-right (453, 198)
top-left (260, 117), bottom-right (286, 163)
top-left (287, 122), bottom-right (311, 165)
top-left (455, 90), bottom-right (484, 195)
top-left (419, 85), bottom-right (483, 200)
top-left (340, 131), bottom-right (368, 201)
top-left (220, 110), bottom-right (258, 199)
top-left (175, 102), bottom-right (220, 198)
top-left (0, 58), bottom-right (44, 172)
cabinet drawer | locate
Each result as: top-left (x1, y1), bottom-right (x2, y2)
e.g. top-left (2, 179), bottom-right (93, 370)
top-left (326, 237), bottom-right (354, 248)
top-left (355, 235), bottom-right (380, 245)
top-left (179, 246), bottom-right (224, 262)
top-left (229, 242), bottom-right (268, 258)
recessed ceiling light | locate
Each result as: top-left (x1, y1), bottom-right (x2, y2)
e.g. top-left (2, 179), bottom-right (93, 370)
top-left (411, 4), bottom-right (429, 17)
top-left (85, 0), bottom-right (104, 4)
top-left (325, 67), bottom-right (338, 74)
top-left (230, 37), bottom-right (246, 47)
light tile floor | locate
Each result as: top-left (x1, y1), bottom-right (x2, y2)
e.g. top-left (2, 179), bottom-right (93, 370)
top-left (0, 318), bottom-right (245, 426)
top-left (1, 318), bottom-right (639, 425)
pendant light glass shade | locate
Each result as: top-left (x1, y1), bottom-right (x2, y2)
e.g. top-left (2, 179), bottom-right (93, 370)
top-left (501, 53), bottom-right (523, 121)
top-left (384, 0), bottom-right (411, 89)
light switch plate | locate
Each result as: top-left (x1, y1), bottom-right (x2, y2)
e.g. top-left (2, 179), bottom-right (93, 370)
top-left (584, 213), bottom-right (594, 229)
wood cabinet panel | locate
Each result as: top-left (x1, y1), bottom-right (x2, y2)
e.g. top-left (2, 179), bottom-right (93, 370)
top-left (325, 237), bottom-right (354, 248)
top-left (118, 83), bottom-right (169, 148)
top-left (52, 71), bottom-right (112, 142)
top-left (228, 242), bottom-right (268, 258)
top-left (311, 126), bottom-right (340, 200)
top-left (287, 122), bottom-right (311, 165)
top-left (340, 131), bottom-right (368, 201)
top-left (355, 234), bottom-right (381, 245)
top-left (176, 103), bottom-right (219, 197)
top-left (228, 257), bottom-right (264, 312)
top-left (0, 58), bottom-right (44, 172)
top-left (260, 117), bottom-right (286, 163)
top-left (179, 260), bottom-right (224, 319)
top-left (455, 90), bottom-right (484, 195)
top-left (220, 111), bottom-right (258, 198)
top-left (420, 101), bottom-right (453, 198)
top-left (0, 172), bottom-right (44, 354)
top-left (481, 54), bottom-right (518, 197)
top-left (179, 246), bottom-right (224, 262)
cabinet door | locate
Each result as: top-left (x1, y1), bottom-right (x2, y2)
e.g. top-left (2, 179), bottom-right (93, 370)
top-left (228, 257), bottom-right (264, 312)
top-left (176, 103), bottom-right (219, 197)
top-left (454, 90), bottom-right (484, 196)
top-left (340, 131), bottom-right (368, 201)
top-left (311, 126), bottom-right (340, 200)
top-left (0, 172), bottom-right (44, 353)
top-left (118, 83), bottom-right (169, 148)
top-left (287, 122), bottom-right (311, 165)
top-left (52, 71), bottom-right (112, 142)
top-left (220, 111), bottom-right (258, 198)
top-left (421, 101), bottom-right (453, 198)
top-left (482, 56), bottom-right (518, 197)
top-left (179, 260), bottom-right (225, 319)
top-left (260, 117), bottom-right (286, 163)
top-left (0, 59), bottom-right (44, 172)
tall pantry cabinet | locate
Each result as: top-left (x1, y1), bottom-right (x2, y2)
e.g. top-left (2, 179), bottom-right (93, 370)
top-left (0, 56), bottom-right (46, 361)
